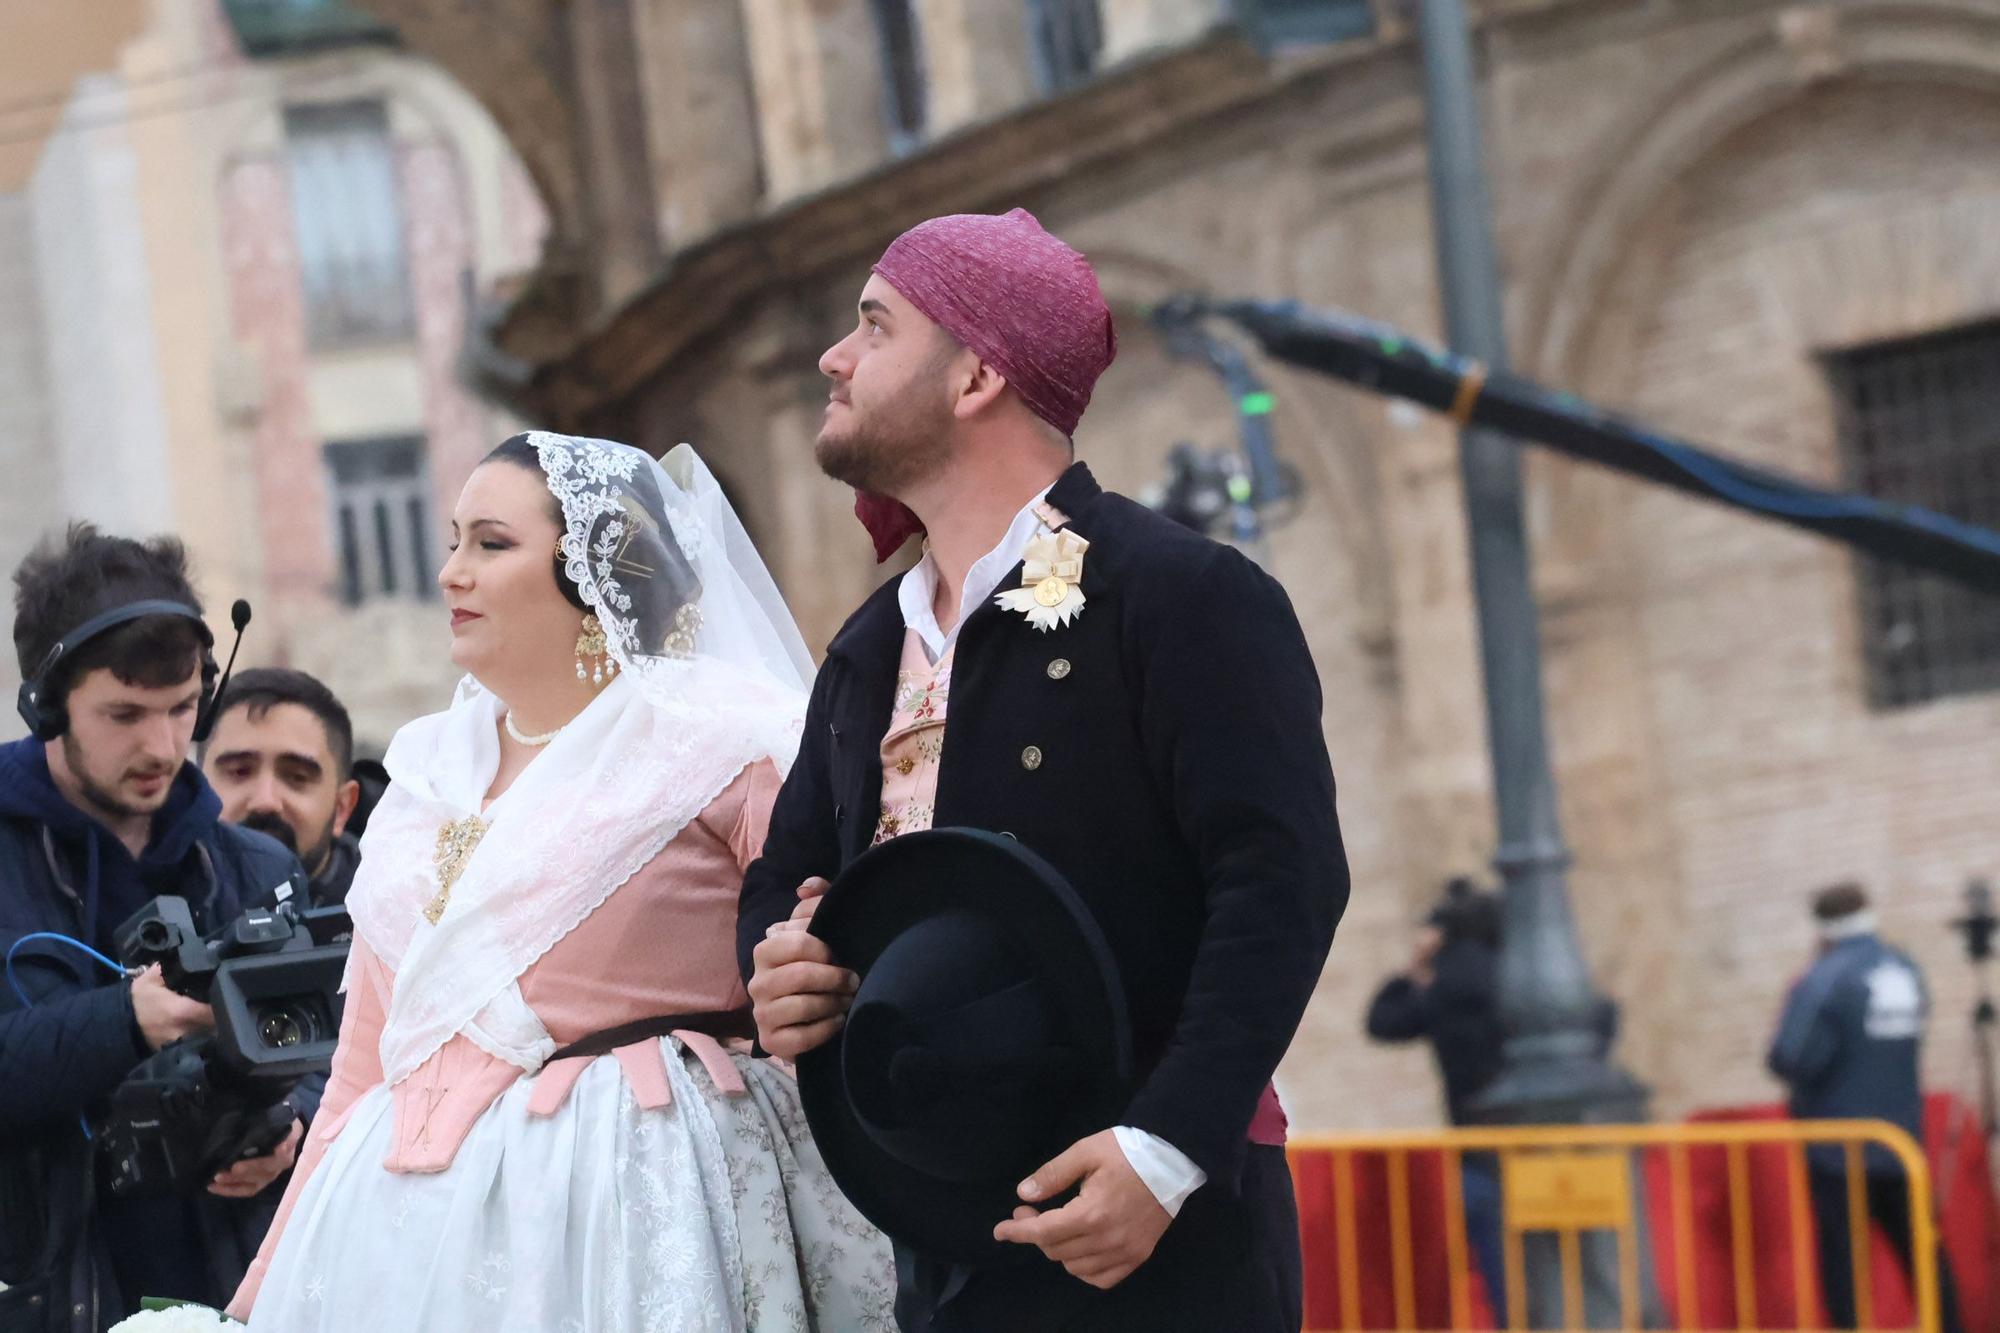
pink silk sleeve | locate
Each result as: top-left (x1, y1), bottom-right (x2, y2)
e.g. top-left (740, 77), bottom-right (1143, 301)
top-left (728, 759), bottom-right (781, 873)
top-left (227, 935), bottom-right (392, 1320)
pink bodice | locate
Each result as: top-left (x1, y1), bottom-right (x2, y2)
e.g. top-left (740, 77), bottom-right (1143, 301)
top-left (230, 760), bottom-right (780, 1318)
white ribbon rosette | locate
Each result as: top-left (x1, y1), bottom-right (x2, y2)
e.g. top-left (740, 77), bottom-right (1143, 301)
top-left (994, 528), bottom-right (1089, 631)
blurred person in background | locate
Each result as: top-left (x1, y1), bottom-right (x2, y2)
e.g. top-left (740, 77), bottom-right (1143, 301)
top-left (202, 669), bottom-right (360, 909)
top-left (1366, 877), bottom-right (1508, 1316)
top-left (1768, 883), bottom-right (1963, 1333)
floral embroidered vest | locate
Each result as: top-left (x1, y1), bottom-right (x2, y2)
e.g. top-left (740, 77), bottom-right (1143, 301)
top-left (874, 630), bottom-right (951, 844)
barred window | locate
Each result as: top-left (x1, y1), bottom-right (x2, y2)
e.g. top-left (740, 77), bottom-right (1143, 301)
top-left (1826, 319), bottom-right (2000, 709)
top-left (870, 0), bottom-right (927, 153)
top-left (325, 437), bottom-right (434, 605)
top-left (1026, 0), bottom-right (1102, 93)
top-left (285, 100), bottom-right (414, 348)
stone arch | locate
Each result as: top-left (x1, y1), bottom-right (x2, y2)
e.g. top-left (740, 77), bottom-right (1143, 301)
top-left (348, 0), bottom-right (582, 253)
top-left (208, 49), bottom-right (548, 286)
top-left (1522, 0), bottom-right (2000, 387)
top-left (1507, 42), bottom-right (2000, 1114)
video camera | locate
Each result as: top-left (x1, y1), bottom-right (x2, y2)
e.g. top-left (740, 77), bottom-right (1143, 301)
top-left (96, 892), bottom-right (349, 1198)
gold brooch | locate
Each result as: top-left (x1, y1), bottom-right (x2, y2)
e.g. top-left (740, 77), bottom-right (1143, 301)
top-left (426, 815), bottom-right (490, 924)
top-left (995, 529), bottom-right (1089, 632)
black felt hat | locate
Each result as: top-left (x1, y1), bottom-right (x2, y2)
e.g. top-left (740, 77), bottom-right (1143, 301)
top-left (796, 828), bottom-right (1133, 1267)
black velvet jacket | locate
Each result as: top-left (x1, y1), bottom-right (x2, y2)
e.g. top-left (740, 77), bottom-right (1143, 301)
top-left (739, 463), bottom-right (1348, 1186)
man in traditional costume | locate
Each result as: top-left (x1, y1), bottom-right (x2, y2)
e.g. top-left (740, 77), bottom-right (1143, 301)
top-left (743, 210), bottom-right (1349, 1331)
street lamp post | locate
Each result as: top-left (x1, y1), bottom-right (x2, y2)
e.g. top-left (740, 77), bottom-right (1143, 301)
top-left (1413, 4), bottom-right (1653, 1317)
top-left (1412, 0), bottom-right (1647, 1127)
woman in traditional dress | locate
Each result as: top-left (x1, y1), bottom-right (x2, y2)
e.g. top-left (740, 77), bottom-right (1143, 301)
top-left (229, 433), bottom-right (895, 1332)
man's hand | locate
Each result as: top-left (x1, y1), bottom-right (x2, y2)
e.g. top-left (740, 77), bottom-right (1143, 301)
top-left (1408, 925), bottom-right (1444, 988)
top-left (208, 1118), bottom-right (303, 1199)
top-left (765, 876), bottom-right (830, 936)
top-left (748, 878), bottom-right (856, 1060)
top-left (992, 1129), bottom-right (1173, 1290)
top-left (131, 965), bottom-right (214, 1051)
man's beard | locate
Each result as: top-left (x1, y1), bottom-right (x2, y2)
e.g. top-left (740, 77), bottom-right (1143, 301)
top-left (815, 371), bottom-right (957, 497)
top-left (63, 735), bottom-right (173, 822)
top-left (239, 809), bottom-right (335, 877)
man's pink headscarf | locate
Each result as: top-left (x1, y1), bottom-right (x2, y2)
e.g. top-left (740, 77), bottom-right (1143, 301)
top-left (851, 208), bottom-right (1117, 562)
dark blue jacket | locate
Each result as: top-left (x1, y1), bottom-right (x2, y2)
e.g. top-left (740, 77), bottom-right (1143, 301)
top-left (1767, 934), bottom-right (1929, 1176)
top-left (0, 738), bottom-right (305, 1331)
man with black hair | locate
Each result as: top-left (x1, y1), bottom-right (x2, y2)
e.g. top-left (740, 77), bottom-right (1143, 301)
top-left (0, 524), bottom-right (307, 1331)
top-left (203, 668), bottom-right (361, 907)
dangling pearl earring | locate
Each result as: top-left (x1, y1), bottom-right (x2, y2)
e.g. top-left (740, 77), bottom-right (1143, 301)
top-left (575, 613), bottom-right (614, 687)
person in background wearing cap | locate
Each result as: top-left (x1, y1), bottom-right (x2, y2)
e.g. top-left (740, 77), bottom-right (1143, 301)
top-left (1768, 883), bottom-right (1963, 1333)
top-left (741, 208), bottom-right (1349, 1331)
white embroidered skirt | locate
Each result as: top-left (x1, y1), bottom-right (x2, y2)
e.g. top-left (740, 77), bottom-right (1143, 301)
top-left (246, 1040), bottom-right (897, 1332)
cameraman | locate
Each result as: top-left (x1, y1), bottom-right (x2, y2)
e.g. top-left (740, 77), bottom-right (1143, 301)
top-left (202, 669), bottom-right (361, 908)
top-left (1366, 878), bottom-right (1508, 1313)
top-left (0, 525), bottom-right (306, 1330)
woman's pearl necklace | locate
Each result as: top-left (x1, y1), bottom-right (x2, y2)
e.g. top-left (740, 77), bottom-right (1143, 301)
top-left (503, 711), bottom-right (565, 747)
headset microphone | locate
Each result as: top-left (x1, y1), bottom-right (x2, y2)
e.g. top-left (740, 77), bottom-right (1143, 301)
top-left (193, 600), bottom-right (253, 744)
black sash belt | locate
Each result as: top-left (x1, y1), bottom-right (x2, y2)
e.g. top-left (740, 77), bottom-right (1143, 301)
top-left (545, 1007), bottom-right (757, 1064)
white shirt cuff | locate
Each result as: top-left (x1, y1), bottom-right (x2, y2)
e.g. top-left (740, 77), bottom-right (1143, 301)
top-left (1113, 1125), bottom-right (1207, 1217)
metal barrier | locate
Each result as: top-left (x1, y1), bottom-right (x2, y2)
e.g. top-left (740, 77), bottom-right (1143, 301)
top-left (1287, 1120), bottom-right (1941, 1333)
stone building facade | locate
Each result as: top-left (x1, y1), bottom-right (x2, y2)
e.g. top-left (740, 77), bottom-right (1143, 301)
top-left (0, 0), bottom-right (546, 749)
top-left (364, 0), bottom-right (2000, 1128)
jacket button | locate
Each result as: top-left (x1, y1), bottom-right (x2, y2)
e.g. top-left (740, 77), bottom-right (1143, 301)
top-left (1021, 745), bottom-right (1043, 771)
top-left (1046, 658), bottom-right (1071, 680)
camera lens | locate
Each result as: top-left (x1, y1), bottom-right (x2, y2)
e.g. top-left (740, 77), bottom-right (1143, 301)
top-left (257, 1001), bottom-right (326, 1049)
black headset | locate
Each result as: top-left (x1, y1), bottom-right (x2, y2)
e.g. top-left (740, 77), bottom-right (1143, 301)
top-left (16, 598), bottom-right (252, 744)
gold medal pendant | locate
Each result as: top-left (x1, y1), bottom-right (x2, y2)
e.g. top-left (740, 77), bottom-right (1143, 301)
top-left (997, 529), bottom-right (1091, 632)
top-left (426, 815), bottom-right (490, 924)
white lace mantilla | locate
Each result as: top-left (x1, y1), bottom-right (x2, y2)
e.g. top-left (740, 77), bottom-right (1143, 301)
top-left (350, 437), bottom-right (811, 1085)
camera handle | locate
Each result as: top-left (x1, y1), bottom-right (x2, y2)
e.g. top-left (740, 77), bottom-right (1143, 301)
top-left (215, 1102), bottom-right (297, 1171)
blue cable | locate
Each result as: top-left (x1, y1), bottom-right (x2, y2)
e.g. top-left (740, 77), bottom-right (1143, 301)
top-left (1415, 337), bottom-right (2000, 555)
top-left (1639, 431), bottom-right (2000, 554)
top-left (1489, 364), bottom-right (2000, 551)
top-left (5, 931), bottom-right (128, 1006)
top-left (6, 931), bottom-right (135, 1141)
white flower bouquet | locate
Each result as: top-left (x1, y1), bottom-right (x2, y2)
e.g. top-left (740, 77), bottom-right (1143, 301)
top-left (107, 1299), bottom-right (246, 1331)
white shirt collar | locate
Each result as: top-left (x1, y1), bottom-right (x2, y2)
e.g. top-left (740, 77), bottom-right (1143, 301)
top-left (898, 484), bottom-right (1054, 663)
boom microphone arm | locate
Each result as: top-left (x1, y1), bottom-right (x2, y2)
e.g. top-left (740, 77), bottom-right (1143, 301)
top-left (1152, 296), bottom-right (2000, 593)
